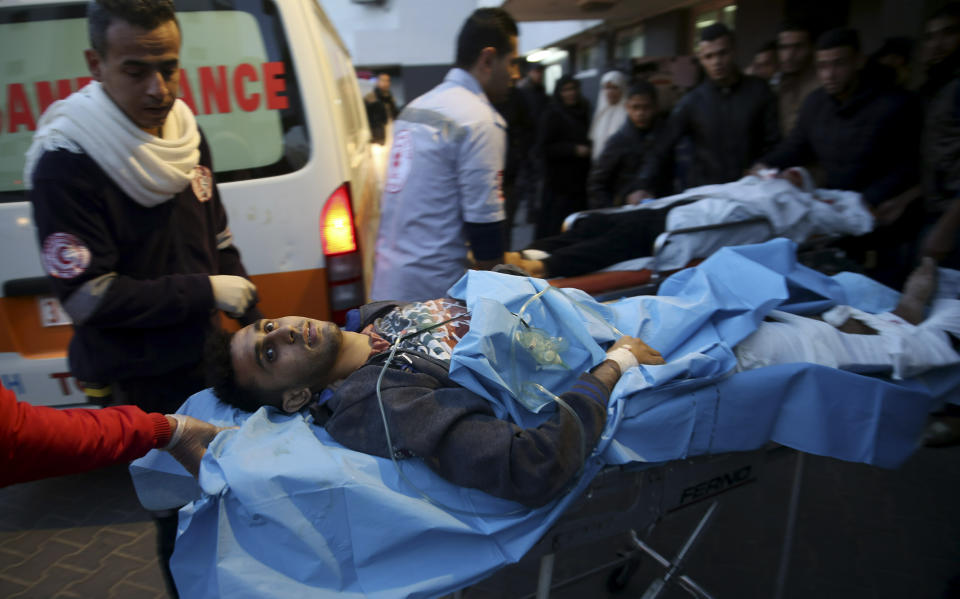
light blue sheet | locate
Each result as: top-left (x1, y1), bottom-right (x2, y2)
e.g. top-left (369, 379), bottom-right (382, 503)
top-left (131, 239), bottom-right (957, 598)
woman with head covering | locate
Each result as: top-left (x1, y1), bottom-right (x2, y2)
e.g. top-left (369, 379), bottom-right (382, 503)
top-left (589, 70), bottom-right (628, 162)
top-left (534, 74), bottom-right (592, 238)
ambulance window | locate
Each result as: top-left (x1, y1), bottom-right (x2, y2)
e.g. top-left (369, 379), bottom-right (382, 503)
top-left (0, 0), bottom-right (308, 202)
top-left (319, 25), bottom-right (366, 155)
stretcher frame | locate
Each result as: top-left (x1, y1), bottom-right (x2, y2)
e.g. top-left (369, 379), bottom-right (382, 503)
top-left (451, 445), bottom-right (806, 599)
top-left (549, 202), bottom-right (775, 301)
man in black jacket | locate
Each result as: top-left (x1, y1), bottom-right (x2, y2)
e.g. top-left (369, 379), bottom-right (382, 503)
top-left (627, 23), bottom-right (780, 202)
top-left (758, 28), bottom-right (921, 215)
top-left (920, 4), bottom-right (960, 230)
top-left (27, 0), bottom-right (262, 414)
top-left (756, 28), bottom-right (922, 286)
top-left (204, 300), bottom-right (663, 507)
top-left (25, 2), bottom-right (262, 594)
top-left (588, 81), bottom-right (670, 207)
top-left (364, 73), bottom-right (398, 145)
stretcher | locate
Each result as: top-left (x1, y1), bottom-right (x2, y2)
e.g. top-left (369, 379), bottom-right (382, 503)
top-left (549, 211), bottom-right (771, 301)
top-left (547, 174), bottom-right (871, 301)
top-left (131, 239), bottom-right (959, 598)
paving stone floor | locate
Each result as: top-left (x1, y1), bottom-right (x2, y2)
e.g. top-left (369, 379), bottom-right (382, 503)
top-left (2, 442), bottom-right (958, 598)
top-left (0, 465), bottom-right (167, 599)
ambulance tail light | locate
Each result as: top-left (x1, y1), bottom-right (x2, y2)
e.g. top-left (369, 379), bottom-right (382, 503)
top-left (321, 184), bottom-right (358, 255)
top-left (321, 183), bottom-right (364, 324)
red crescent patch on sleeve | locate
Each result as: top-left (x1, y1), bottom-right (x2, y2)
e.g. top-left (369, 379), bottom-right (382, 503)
top-left (42, 233), bottom-right (92, 279)
top-left (191, 165), bottom-right (214, 202)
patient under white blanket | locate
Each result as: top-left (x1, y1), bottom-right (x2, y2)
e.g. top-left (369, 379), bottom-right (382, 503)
top-left (509, 168), bottom-right (874, 277)
top-left (736, 301), bottom-right (960, 379)
top-left (737, 260), bottom-right (960, 379)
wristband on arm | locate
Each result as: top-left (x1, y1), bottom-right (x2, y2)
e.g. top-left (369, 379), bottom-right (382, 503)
top-left (605, 346), bottom-right (639, 375)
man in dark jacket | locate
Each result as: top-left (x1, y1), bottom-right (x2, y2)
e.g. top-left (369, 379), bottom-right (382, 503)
top-left (27, 0), bottom-right (261, 414)
top-left (495, 76), bottom-right (536, 245)
top-left (516, 61), bottom-right (548, 123)
top-left (758, 28), bottom-right (921, 213)
top-left (515, 62), bottom-right (549, 222)
top-left (627, 23), bottom-right (780, 202)
top-left (776, 21), bottom-right (820, 137)
top-left (364, 73), bottom-right (398, 145)
top-left (757, 28), bottom-right (922, 287)
top-left (25, 2), bottom-right (261, 593)
top-left (205, 300), bottom-right (663, 507)
top-left (920, 4), bottom-right (960, 223)
top-left (588, 81), bottom-right (670, 208)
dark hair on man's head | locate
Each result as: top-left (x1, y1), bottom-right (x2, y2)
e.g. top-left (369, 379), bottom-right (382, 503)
top-left (757, 39), bottom-right (778, 55)
top-left (552, 74), bottom-right (580, 99)
top-left (778, 19), bottom-right (815, 40)
top-left (455, 8), bottom-right (518, 69)
top-left (523, 59), bottom-right (546, 75)
top-left (88, 0), bottom-right (179, 56)
top-left (700, 22), bottom-right (734, 44)
top-left (204, 328), bottom-right (275, 413)
top-left (874, 36), bottom-right (915, 62)
top-left (929, 2), bottom-right (960, 22)
top-left (817, 27), bottom-right (861, 53)
top-left (626, 80), bottom-right (658, 104)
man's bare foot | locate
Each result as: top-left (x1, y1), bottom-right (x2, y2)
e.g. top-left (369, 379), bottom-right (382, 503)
top-left (504, 251), bottom-right (524, 267)
top-left (503, 251), bottom-right (547, 277)
top-left (519, 258), bottom-right (545, 277)
top-left (893, 257), bottom-right (938, 324)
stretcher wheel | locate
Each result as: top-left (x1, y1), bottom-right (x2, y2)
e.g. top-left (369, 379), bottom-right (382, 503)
top-left (606, 558), bottom-right (640, 593)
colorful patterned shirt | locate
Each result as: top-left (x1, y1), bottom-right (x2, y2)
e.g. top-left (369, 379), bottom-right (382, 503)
top-left (372, 298), bottom-right (470, 362)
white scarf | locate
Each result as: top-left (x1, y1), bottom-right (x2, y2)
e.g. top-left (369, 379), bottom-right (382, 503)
top-left (589, 70), bottom-right (628, 161)
top-left (23, 81), bottom-right (201, 207)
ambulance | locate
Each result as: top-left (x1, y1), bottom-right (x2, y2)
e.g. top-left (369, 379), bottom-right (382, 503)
top-left (0, 0), bottom-right (380, 406)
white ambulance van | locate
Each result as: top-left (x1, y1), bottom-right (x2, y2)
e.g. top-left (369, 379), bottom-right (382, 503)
top-left (0, 0), bottom-right (380, 406)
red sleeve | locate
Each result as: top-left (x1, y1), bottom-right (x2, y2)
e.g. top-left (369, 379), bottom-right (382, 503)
top-left (0, 383), bottom-right (171, 487)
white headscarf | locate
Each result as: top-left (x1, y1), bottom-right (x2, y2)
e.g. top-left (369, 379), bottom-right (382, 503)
top-left (589, 70), bottom-right (628, 161)
top-left (24, 81), bottom-right (201, 207)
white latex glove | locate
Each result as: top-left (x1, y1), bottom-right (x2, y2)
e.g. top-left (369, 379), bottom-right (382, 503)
top-left (162, 415), bottom-right (236, 478)
top-left (209, 275), bottom-right (257, 316)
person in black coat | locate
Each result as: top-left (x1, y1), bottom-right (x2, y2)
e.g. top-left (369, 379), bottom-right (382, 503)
top-left (757, 28), bottom-right (922, 287)
top-left (495, 81), bottom-right (535, 246)
top-left (364, 73), bottom-right (398, 145)
top-left (587, 80), bottom-right (671, 208)
top-left (535, 74), bottom-right (592, 238)
top-left (515, 62), bottom-right (549, 224)
top-left (627, 23), bottom-right (780, 202)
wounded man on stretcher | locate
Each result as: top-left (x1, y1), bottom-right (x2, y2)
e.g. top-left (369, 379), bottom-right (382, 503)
top-left (504, 167), bottom-right (873, 278)
top-left (204, 256), bottom-right (959, 508)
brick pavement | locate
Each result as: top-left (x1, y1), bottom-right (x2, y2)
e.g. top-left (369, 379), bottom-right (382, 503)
top-left (1, 444), bottom-right (958, 598)
top-left (0, 464), bottom-right (168, 599)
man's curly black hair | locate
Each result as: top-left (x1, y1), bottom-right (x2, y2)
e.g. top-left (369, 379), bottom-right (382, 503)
top-left (204, 328), bottom-right (275, 413)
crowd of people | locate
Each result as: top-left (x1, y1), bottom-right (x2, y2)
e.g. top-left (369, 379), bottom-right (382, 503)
top-left (471, 9), bottom-right (960, 293)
